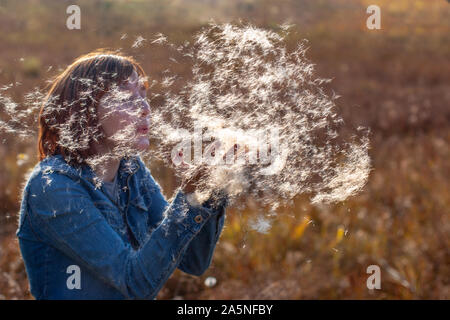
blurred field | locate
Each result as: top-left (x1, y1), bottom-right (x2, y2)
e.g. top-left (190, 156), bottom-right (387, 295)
top-left (0, 0), bottom-right (449, 299)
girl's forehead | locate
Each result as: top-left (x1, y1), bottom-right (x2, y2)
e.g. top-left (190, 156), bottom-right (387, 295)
top-left (119, 70), bottom-right (143, 90)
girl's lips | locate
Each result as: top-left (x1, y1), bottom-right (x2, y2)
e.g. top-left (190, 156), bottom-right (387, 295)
top-left (137, 127), bottom-right (149, 134)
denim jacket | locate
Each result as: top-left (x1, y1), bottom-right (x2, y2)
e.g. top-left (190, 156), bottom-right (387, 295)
top-left (16, 154), bottom-right (227, 300)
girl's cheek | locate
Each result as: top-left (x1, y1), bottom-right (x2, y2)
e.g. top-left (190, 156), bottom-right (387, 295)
top-left (102, 108), bottom-right (138, 134)
top-left (103, 120), bottom-right (117, 137)
top-left (102, 113), bottom-right (125, 135)
top-left (109, 108), bottom-right (130, 124)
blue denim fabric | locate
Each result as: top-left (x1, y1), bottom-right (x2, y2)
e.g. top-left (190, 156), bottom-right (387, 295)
top-left (16, 154), bottom-right (227, 300)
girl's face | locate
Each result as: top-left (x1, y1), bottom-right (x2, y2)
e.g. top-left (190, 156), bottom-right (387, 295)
top-left (97, 70), bottom-right (150, 153)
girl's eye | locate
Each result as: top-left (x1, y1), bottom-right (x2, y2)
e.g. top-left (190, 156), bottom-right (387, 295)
top-left (129, 96), bottom-right (147, 108)
top-left (121, 94), bottom-right (138, 103)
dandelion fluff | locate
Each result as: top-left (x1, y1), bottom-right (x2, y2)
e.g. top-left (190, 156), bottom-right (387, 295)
top-left (148, 23), bottom-right (371, 211)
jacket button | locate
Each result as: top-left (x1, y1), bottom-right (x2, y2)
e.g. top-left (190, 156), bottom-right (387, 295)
top-left (194, 215), bottom-right (203, 224)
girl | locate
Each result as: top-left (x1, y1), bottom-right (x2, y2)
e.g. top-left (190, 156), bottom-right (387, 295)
top-left (16, 49), bottom-right (230, 300)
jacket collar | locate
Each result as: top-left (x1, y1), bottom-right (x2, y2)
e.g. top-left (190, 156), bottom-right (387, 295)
top-left (40, 154), bottom-right (141, 187)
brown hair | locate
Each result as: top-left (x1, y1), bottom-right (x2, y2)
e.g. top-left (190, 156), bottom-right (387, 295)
top-left (37, 49), bottom-right (148, 166)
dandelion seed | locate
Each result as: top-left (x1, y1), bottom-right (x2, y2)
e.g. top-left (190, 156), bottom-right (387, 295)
top-left (0, 84), bottom-right (13, 91)
top-left (161, 75), bottom-right (176, 88)
top-left (204, 276), bottom-right (217, 288)
top-left (132, 35), bottom-right (146, 48)
top-left (249, 216), bottom-right (271, 234)
top-left (151, 33), bottom-right (167, 44)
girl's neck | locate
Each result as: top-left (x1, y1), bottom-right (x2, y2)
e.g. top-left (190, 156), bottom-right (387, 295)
top-left (95, 157), bottom-right (120, 183)
top-left (91, 141), bottom-right (121, 183)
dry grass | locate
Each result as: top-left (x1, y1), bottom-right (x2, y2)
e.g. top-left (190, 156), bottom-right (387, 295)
top-left (0, 0), bottom-right (449, 299)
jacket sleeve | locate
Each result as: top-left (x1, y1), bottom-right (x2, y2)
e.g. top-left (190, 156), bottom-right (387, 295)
top-left (142, 166), bottom-right (227, 276)
top-left (176, 191), bottom-right (227, 276)
top-left (27, 171), bottom-right (218, 300)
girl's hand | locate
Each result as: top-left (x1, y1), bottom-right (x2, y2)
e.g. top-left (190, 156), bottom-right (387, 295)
top-left (181, 142), bottom-right (242, 194)
top-left (180, 164), bottom-right (208, 194)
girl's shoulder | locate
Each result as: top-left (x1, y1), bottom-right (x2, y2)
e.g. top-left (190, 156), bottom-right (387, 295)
top-left (34, 154), bottom-right (82, 176)
top-left (25, 155), bottom-right (85, 193)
